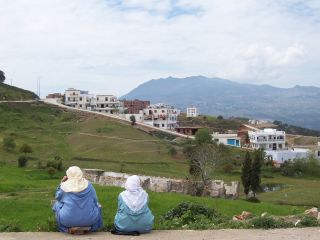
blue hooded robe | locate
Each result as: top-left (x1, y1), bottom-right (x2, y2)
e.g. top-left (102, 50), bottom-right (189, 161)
top-left (52, 182), bottom-right (103, 232)
top-left (114, 195), bottom-right (154, 233)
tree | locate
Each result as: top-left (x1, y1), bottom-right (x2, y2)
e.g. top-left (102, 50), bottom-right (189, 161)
top-left (129, 115), bottom-right (136, 126)
top-left (241, 151), bottom-right (252, 197)
top-left (2, 137), bottom-right (16, 151)
top-left (188, 144), bottom-right (222, 195)
top-left (0, 70), bottom-right (5, 83)
top-left (18, 156), bottom-right (28, 167)
top-left (195, 128), bottom-right (212, 145)
top-left (250, 149), bottom-right (263, 198)
top-left (19, 144), bottom-right (33, 155)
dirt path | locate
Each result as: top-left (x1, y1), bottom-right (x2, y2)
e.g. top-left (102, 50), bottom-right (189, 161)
top-left (1, 228), bottom-right (320, 240)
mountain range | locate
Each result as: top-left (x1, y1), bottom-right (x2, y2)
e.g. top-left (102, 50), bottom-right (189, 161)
top-left (121, 76), bottom-right (320, 130)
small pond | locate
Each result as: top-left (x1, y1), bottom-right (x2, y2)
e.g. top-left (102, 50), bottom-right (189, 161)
top-left (259, 183), bottom-right (287, 193)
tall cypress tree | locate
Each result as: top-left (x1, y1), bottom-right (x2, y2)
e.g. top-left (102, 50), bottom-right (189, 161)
top-left (241, 151), bottom-right (252, 197)
top-left (250, 149), bottom-right (263, 198)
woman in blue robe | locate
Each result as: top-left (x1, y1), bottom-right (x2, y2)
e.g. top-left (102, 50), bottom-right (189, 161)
top-left (113, 175), bottom-right (154, 234)
top-left (52, 166), bottom-right (103, 233)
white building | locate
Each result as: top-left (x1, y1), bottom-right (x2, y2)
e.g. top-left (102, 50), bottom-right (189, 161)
top-left (143, 103), bottom-right (179, 130)
top-left (248, 128), bottom-right (286, 150)
top-left (64, 88), bottom-right (95, 110)
top-left (64, 88), bottom-right (81, 107)
top-left (265, 148), bottom-right (310, 164)
top-left (212, 133), bottom-right (241, 147)
top-left (95, 95), bottom-right (121, 114)
top-left (186, 107), bottom-right (199, 118)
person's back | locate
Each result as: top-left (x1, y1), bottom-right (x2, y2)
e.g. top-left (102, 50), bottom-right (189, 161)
top-left (114, 175), bottom-right (154, 234)
top-left (52, 166), bottom-right (103, 233)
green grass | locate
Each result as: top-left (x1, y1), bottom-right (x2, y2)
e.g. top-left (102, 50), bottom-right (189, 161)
top-left (0, 102), bottom-right (188, 178)
top-left (0, 165), bottom-right (304, 231)
top-left (0, 83), bottom-right (38, 101)
top-left (1, 102), bottom-right (320, 231)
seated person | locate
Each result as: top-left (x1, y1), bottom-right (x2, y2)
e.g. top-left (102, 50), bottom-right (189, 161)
top-left (113, 175), bottom-right (154, 235)
top-left (52, 166), bottom-right (103, 234)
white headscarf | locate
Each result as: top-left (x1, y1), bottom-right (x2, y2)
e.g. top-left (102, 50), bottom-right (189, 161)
top-left (60, 166), bottom-right (89, 193)
top-left (120, 175), bottom-right (148, 212)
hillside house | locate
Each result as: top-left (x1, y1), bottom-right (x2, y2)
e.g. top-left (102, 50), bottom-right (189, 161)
top-left (64, 88), bottom-right (95, 110)
top-left (248, 128), bottom-right (286, 150)
top-left (186, 106), bottom-right (199, 117)
top-left (95, 95), bottom-right (121, 114)
top-left (143, 103), bottom-right (179, 130)
top-left (121, 99), bottom-right (150, 114)
top-left (212, 133), bottom-right (241, 147)
top-left (175, 126), bottom-right (202, 136)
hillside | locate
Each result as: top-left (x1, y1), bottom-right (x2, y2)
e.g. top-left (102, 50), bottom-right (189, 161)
top-left (0, 83), bottom-right (38, 101)
top-left (0, 102), bottom-right (188, 177)
top-left (122, 76), bottom-right (320, 130)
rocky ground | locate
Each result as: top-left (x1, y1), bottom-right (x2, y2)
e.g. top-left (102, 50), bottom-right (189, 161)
top-left (1, 228), bottom-right (320, 240)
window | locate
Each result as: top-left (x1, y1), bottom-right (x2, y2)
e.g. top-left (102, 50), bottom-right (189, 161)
top-left (79, 97), bottom-right (82, 101)
top-left (162, 124), bottom-right (165, 127)
top-left (105, 97), bottom-right (108, 101)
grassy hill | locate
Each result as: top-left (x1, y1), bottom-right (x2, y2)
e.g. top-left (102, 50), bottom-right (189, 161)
top-left (0, 102), bottom-right (188, 177)
top-left (0, 83), bottom-right (38, 101)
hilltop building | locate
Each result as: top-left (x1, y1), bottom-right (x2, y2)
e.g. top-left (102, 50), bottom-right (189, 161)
top-left (64, 88), bottom-right (95, 110)
top-left (186, 107), bottom-right (199, 118)
top-left (95, 95), bottom-right (121, 114)
top-left (143, 103), bottom-right (179, 130)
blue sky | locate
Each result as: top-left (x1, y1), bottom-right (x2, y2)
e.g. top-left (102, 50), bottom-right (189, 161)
top-left (0, 0), bottom-right (319, 97)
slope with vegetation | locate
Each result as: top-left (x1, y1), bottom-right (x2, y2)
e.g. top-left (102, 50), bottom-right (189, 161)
top-left (0, 83), bottom-right (38, 101)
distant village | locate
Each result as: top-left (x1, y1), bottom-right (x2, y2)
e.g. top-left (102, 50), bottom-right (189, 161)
top-left (46, 88), bottom-right (320, 166)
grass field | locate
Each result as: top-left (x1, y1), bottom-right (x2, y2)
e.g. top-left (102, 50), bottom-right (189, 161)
top-left (0, 165), bottom-right (304, 231)
top-left (1, 102), bottom-right (320, 231)
top-left (0, 102), bottom-right (188, 177)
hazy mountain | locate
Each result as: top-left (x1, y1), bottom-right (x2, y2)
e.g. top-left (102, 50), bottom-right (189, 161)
top-left (121, 76), bottom-right (320, 130)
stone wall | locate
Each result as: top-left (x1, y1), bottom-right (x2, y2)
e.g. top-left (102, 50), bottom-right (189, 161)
top-left (83, 169), bottom-right (240, 199)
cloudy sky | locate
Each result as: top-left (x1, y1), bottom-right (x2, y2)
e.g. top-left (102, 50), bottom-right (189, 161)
top-left (0, 0), bottom-right (320, 97)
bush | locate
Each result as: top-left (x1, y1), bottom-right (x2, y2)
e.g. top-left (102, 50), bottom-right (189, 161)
top-left (47, 167), bottom-right (56, 177)
top-left (19, 144), bottom-right (33, 154)
top-left (46, 159), bottom-right (63, 171)
top-left (17, 156), bottom-right (28, 167)
top-left (2, 137), bottom-right (16, 151)
top-left (249, 216), bottom-right (293, 229)
top-left (299, 216), bottom-right (319, 227)
top-left (222, 163), bottom-right (234, 173)
top-left (168, 147), bottom-right (177, 156)
top-left (159, 202), bottom-right (224, 229)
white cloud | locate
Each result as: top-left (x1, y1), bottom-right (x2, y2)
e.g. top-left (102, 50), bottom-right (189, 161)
top-left (0, 0), bottom-right (319, 97)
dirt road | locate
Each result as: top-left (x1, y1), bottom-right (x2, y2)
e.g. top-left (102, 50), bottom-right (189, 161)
top-left (1, 228), bottom-right (320, 240)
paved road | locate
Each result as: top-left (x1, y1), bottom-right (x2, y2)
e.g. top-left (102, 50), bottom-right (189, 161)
top-left (1, 228), bottom-right (320, 240)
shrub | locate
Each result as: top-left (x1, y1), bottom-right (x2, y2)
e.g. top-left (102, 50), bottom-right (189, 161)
top-left (168, 147), bottom-right (177, 156)
top-left (249, 216), bottom-right (293, 229)
top-left (299, 216), bottom-right (319, 227)
top-left (159, 202), bottom-right (224, 230)
top-left (46, 159), bottom-right (63, 171)
top-left (17, 156), bottom-right (28, 167)
top-left (222, 163), bottom-right (234, 173)
top-left (2, 137), bottom-right (16, 151)
top-left (19, 144), bottom-right (33, 154)
top-left (47, 167), bottom-right (56, 177)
